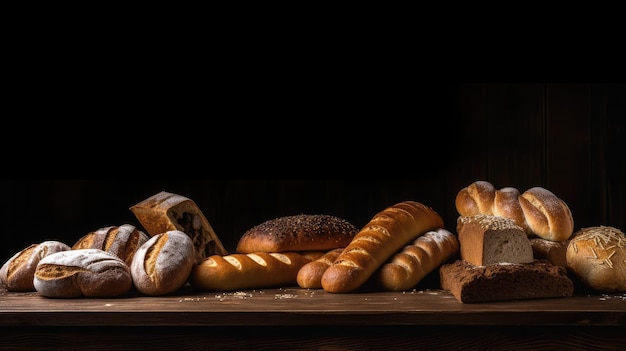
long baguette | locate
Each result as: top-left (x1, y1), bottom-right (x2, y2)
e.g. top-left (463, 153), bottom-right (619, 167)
top-left (376, 228), bottom-right (459, 291)
top-left (321, 201), bottom-right (444, 293)
top-left (189, 251), bottom-right (321, 291)
top-left (297, 248), bottom-right (344, 289)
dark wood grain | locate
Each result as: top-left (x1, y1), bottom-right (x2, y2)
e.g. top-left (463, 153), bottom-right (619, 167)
top-left (1, 287), bottom-right (625, 350)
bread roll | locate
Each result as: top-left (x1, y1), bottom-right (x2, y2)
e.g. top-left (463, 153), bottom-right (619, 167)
top-left (33, 249), bottom-right (132, 298)
top-left (455, 181), bottom-right (574, 241)
top-left (297, 248), bottom-right (344, 289)
top-left (72, 224), bottom-right (149, 266)
top-left (0, 240), bottom-right (71, 291)
top-left (566, 226), bottom-right (626, 292)
top-left (457, 215), bottom-right (533, 266)
top-left (530, 237), bottom-right (569, 267)
top-left (321, 201), bottom-right (444, 293)
top-left (131, 230), bottom-right (195, 296)
top-left (190, 251), bottom-right (319, 291)
top-left (236, 214), bottom-right (358, 253)
top-left (130, 191), bottom-right (228, 264)
top-left (376, 228), bottom-right (459, 291)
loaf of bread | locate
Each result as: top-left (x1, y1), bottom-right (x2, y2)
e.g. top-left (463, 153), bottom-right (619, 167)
top-left (130, 191), bottom-right (228, 264)
top-left (236, 214), bottom-right (358, 253)
top-left (376, 228), bottom-right (459, 291)
top-left (33, 249), bottom-right (133, 298)
top-left (131, 230), bottom-right (195, 296)
top-left (321, 201), bottom-right (444, 293)
top-left (530, 237), bottom-right (569, 267)
top-left (0, 240), bottom-right (71, 291)
top-left (72, 224), bottom-right (149, 266)
top-left (297, 248), bottom-right (344, 289)
top-left (455, 181), bottom-right (574, 241)
top-left (566, 226), bottom-right (626, 292)
top-left (457, 215), bottom-right (533, 266)
top-left (440, 259), bottom-right (574, 303)
top-left (190, 251), bottom-right (319, 291)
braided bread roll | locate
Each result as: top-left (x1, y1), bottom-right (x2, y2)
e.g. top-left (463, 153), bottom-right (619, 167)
top-left (455, 181), bottom-right (574, 241)
top-left (321, 201), bottom-right (444, 293)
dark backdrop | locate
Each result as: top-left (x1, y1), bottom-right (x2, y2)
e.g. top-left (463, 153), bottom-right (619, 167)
top-left (2, 83), bottom-right (624, 263)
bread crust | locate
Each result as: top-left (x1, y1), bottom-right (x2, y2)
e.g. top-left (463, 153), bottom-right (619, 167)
top-left (236, 215), bottom-right (358, 253)
top-left (566, 226), bottom-right (626, 292)
top-left (190, 251), bottom-right (319, 291)
top-left (297, 248), bottom-right (344, 289)
top-left (72, 224), bottom-right (149, 266)
top-left (131, 230), bottom-right (195, 296)
top-left (130, 191), bottom-right (228, 264)
top-left (455, 181), bottom-right (574, 241)
top-left (321, 201), bottom-right (444, 293)
top-left (33, 249), bottom-right (132, 298)
top-left (376, 228), bottom-right (459, 291)
top-left (0, 241), bottom-right (71, 292)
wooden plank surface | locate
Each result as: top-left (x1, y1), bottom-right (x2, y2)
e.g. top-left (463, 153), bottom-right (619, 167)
top-left (2, 287), bottom-right (625, 327)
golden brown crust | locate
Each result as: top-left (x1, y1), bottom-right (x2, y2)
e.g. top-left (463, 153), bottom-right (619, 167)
top-left (190, 251), bottom-right (319, 291)
top-left (130, 191), bottom-right (228, 264)
top-left (566, 226), bottom-right (626, 292)
top-left (519, 187), bottom-right (574, 241)
top-left (376, 228), bottom-right (459, 291)
top-left (530, 237), bottom-right (569, 267)
top-left (455, 180), bottom-right (496, 216)
top-left (236, 215), bottom-right (358, 253)
top-left (297, 248), bottom-right (344, 289)
top-left (130, 230), bottom-right (195, 296)
top-left (72, 224), bottom-right (149, 266)
top-left (321, 201), bottom-right (444, 293)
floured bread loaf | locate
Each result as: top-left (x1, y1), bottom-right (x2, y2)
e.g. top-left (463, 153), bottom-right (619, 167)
top-left (440, 259), bottom-right (574, 303)
top-left (566, 226), bottom-right (626, 292)
top-left (236, 214), bottom-right (358, 253)
top-left (1, 240), bottom-right (71, 291)
top-left (130, 191), bottom-right (228, 264)
top-left (72, 224), bottom-right (149, 266)
top-left (457, 215), bottom-right (533, 266)
top-left (34, 249), bottom-right (132, 298)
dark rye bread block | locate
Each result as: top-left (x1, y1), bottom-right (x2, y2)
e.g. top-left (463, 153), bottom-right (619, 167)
top-left (440, 259), bottom-right (574, 303)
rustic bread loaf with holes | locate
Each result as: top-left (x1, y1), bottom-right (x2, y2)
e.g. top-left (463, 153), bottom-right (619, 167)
top-left (130, 191), bottom-right (228, 264)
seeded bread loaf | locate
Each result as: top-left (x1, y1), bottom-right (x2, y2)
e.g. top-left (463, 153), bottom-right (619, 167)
top-left (236, 215), bottom-right (358, 253)
top-left (440, 259), bottom-right (574, 303)
top-left (457, 215), bottom-right (533, 266)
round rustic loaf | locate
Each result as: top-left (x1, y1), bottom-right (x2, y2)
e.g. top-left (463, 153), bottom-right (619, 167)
top-left (131, 230), bottom-right (195, 296)
top-left (33, 249), bottom-right (133, 298)
top-left (72, 224), bottom-right (149, 266)
top-left (566, 226), bottom-right (626, 292)
top-left (236, 214), bottom-right (358, 253)
top-left (0, 240), bottom-right (71, 291)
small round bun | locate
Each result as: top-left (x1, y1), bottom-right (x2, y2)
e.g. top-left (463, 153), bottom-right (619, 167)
top-left (131, 230), bottom-right (195, 296)
top-left (455, 180), bottom-right (496, 216)
top-left (72, 224), bottom-right (149, 266)
top-left (519, 187), bottom-right (574, 241)
top-left (0, 240), bottom-right (71, 291)
top-left (566, 226), bottom-right (626, 292)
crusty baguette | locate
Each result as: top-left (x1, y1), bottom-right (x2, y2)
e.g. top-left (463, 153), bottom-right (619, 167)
top-left (130, 191), bottom-right (228, 264)
top-left (321, 201), bottom-right (444, 293)
top-left (297, 248), bottom-right (344, 289)
top-left (376, 228), bottom-right (459, 291)
top-left (190, 251), bottom-right (321, 291)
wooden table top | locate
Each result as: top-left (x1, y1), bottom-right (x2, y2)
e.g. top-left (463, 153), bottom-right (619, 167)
top-left (2, 286), bottom-right (625, 327)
